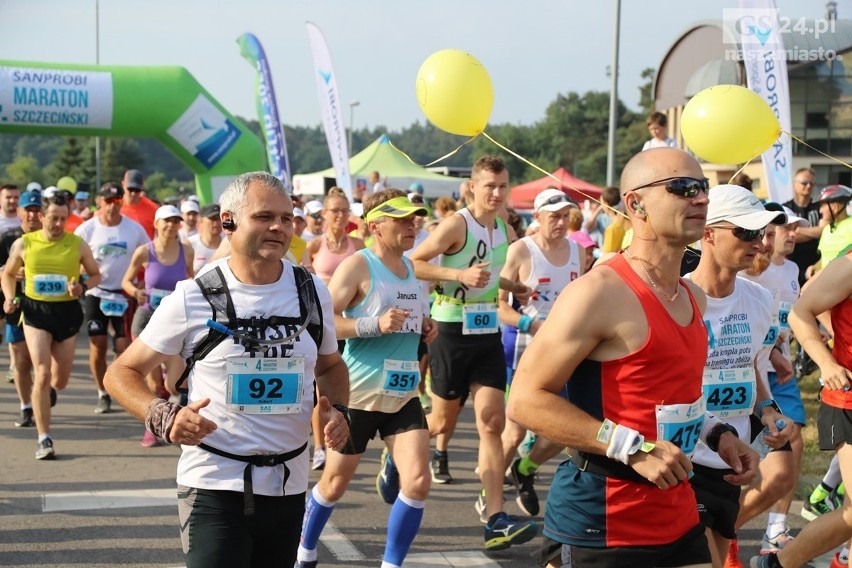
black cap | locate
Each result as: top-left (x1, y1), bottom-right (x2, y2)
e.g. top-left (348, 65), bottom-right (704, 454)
top-left (124, 169), bottom-right (144, 190)
top-left (200, 204), bottom-right (221, 218)
top-left (98, 184), bottom-right (124, 199)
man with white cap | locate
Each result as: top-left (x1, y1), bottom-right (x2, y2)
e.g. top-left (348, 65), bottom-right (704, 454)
top-left (497, 188), bottom-right (585, 519)
top-left (737, 205), bottom-right (812, 555)
top-left (685, 184), bottom-right (793, 567)
top-left (179, 200), bottom-right (200, 240)
top-left (302, 200), bottom-right (324, 242)
top-left (187, 205), bottom-right (223, 274)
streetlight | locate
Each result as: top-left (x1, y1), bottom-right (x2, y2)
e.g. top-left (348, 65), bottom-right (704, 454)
top-left (348, 101), bottom-right (360, 158)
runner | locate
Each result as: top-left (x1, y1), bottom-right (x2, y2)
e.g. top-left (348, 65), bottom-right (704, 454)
top-left (103, 171), bottom-right (350, 568)
top-left (296, 189), bottom-right (436, 568)
top-left (187, 204), bottom-right (223, 274)
top-left (1, 193), bottom-right (101, 459)
top-left (508, 148), bottom-right (759, 568)
top-left (121, 204), bottom-right (194, 447)
top-left (75, 182), bottom-right (150, 413)
top-left (410, 155), bottom-right (538, 551)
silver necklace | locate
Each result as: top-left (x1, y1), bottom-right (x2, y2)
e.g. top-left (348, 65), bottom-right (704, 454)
top-left (624, 249), bottom-right (679, 302)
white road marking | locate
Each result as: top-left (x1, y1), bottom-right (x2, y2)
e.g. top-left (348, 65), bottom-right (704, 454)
top-left (403, 551), bottom-right (500, 567)
top-left (42, 488), bottom-right (175, 512)
top-left (320, 522), bottom-right (366, 561)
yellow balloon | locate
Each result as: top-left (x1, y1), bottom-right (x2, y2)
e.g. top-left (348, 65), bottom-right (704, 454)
top-left (681, 85), bottom-right (781, 164)
top-left (416, 49), bottom-right (493, 137)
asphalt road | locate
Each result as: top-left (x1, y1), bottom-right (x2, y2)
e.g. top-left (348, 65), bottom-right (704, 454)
top-left (0, 334), bottom-right (838, 567)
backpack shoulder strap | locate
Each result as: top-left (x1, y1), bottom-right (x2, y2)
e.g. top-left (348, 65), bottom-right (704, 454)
top-left (174, 266), bottom-right (235, 394)
top-left (293, 264), bottom-right (323, 349)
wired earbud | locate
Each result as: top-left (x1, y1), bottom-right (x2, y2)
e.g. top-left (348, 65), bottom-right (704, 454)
top-left (632, 203), bottom-right (646, 215)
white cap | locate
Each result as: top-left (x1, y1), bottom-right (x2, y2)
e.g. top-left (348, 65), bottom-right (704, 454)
top-left (534, 188), bottom-right (578, 213)
top-left (706, 185), bottom-right (787, 230)
top-left (304, 200), bottom-right (323, 215)
top-left (187, 195), bottom-right (200, 203)
top-left (155, 204), bottom-right (182, 221)
top-left (781, 205), bottom-right (810, 227)
top-left (42, 186), bottom-right (58, 198)
top-left (181, 200), bottom-right (200, 213)
top-left (292, 207), bottom-right (305, 219)
top-left (26, 182), bottom-right (43, 192)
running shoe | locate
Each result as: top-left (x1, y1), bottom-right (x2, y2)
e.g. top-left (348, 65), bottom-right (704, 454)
top-left (724, 538), bottom-right (743, 568)
top-left (801, 495), bottom-right (837, 521)
top-left (483, 512), bottom-right (539, 551)
top-left (474, 490), bottom-right (507, 524)
top-left (509, 458), bottom-right (540, 516)
top-left (376, 447), bottom-right (400, 505)
top-left (36, 438), bottom-right (56, 460)
top-left (431, 453), bottom-right (453, 484)
top-left (312, 447), bottom-right (326, 471)
top-left (95, 394), bottom-right (111, 414)
top-left (829, 552), bottom-right (847, 568)
top-left (760, 530), bottom-right (793, 554)
top-left (15, 408), bottom-right (35, 428)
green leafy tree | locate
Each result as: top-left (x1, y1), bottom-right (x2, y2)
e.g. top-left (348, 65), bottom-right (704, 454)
top-left (3, 155), bottom-right (44, 186)
top-left (100, 138), bottom-right (144, 184)
top-left (45, 137), bottom-right (87, 184)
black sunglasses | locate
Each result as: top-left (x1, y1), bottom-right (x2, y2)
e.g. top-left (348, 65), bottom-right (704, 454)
top-left (309, 213), bottom-right (323, 220)
top-left (627, 176), bottom-right (710, 198)
top-left (712, 225), bottom-right (766, 242)
top-left (538, 194), bottom-right (573, 208)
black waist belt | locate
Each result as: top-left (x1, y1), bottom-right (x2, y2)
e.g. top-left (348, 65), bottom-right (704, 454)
top-left (199, 441), bottom-right (308, 516)
top-left (570, 451), bottom-right (653, 486)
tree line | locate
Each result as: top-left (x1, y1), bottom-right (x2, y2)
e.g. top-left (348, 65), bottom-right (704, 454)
top-left (0, 69), bottom-right (654, 201)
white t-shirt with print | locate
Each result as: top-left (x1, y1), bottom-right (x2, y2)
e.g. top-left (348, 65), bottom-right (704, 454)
top-left (75, 216), bottom-right (150, 299)
top-left (139, 259), bottom-right (338, 496)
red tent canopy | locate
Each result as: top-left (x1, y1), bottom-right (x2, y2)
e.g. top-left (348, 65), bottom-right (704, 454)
top-left (509, 168), bottom-right (603, 209)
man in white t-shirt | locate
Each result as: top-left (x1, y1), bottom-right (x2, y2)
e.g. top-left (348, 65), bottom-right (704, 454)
top-left (301, 200), bottom-right (324, 242)
top-left (104, 171), bottom-right (350, 568)
top-left (641, 112), bottom-right (678, 151)
top-left (0, 184), bottom-right (22, 234)
top-left (75, 183), bottom-right (150, 414)
top-left (736, 206), bottom-right (810, 554)
top-left (187, 204), bottom-right (223, 274)
top-left (685, 184), bottom-right (792, 567)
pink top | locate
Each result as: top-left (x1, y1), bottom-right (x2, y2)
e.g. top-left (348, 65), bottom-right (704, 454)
top-left (313, 235), bottom-right (356, 283)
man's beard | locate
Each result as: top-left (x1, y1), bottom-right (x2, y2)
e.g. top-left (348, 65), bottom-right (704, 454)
top-left (751, 250), bottom-right (772, 274)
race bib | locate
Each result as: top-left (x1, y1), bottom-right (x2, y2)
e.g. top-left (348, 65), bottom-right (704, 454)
top-left (226, 357), bottom-right (304, 415)
top-left (703, 367), bottom-right (756, 418)
top-left (100, 297), bottom-right (128, 317)
top-left (462, 303), bottom-right (498, 335)
top-left (149, 288), bottom-right (171, 309)
top-left (33, 274), bottom-right (68, 297)
top-left (763, 313), bottom-right (779, 346)
top-left (382, 359), bottom-right (420, 398)
top-left (656, 397), bottom-right (705, 458)
top-left (778, 302), bottom-right (792, 331)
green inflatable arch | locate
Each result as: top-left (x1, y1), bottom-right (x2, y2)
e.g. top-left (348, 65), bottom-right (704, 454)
top-left (0, 60), bottom-right (267, 204)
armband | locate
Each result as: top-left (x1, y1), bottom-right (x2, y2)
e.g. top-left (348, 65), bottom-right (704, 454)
top-left (756, 399), bottom-right (782, 416)
top-left (355, 316), bottom-right (382, 338)
top-left (705, 423), bottom-right (738, 453)
top-left (517, 315), bottom-right (533, 334)
top-left (144, 398), bottom-right (182, 444)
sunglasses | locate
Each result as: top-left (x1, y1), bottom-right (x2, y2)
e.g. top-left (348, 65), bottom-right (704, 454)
top-left (538, 194), bottom-right (573, 208)
top-left (628, 176), bottom-right (710, 198)
top-left (309, 213), bottom-right (323, 220)
top-left (104, 197), bottom-right (123, 205)
top-left (712, 225), bottom-right (766, 242)
top-left (795, 179), bottom-right (814, 186)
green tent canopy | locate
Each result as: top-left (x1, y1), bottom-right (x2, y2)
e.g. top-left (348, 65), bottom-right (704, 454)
top-left (293, 134), bottom-right (463, 199)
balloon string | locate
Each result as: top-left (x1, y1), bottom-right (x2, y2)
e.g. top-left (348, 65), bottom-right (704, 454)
top-left (727, 159), bottom-right (754, 184)
top-left (480, 131), bottom-right (624, 218)
top-left (787, 133), bottom-right (852, 169)
top-left (388, 136), bottom-right (478, 168)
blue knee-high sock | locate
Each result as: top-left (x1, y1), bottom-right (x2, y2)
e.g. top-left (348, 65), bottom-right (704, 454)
top-left (383, 492), bottom-right (425, 567)
top-left (300, 485), bottom-right (336, 552)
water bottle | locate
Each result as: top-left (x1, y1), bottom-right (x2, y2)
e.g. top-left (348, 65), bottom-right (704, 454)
top-left (751, 419), bottom-right (787, 460)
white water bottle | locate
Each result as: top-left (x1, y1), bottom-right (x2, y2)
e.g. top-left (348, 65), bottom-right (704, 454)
top-left (751, 419), bottom-right (787, 460)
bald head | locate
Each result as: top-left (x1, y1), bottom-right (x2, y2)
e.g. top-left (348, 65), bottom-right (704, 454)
top-left (620, 148), bottom-right (703, 195)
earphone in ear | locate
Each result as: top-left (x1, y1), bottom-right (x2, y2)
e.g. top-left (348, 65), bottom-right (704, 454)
top-left (222, 219), bottom-right (236, 231)
top-left (632, 202), bottom-right (646, 215)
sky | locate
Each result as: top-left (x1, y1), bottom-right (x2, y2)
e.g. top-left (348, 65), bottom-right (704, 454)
top-left (0, 0), bottom-right (830, 132)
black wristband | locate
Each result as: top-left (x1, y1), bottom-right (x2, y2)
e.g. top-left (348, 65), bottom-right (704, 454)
top-left (332, 404), bottom-right (351, 427)
top-left (706, 423), bottom-right (738, 453)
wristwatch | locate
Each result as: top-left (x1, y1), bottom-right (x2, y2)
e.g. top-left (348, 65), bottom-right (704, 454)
top-left (706, 423), bottom-right (739, 452)
top-left (756, 399), bottom-right (782, 416)
top-left (332, 404), bottom-right (351, 427)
